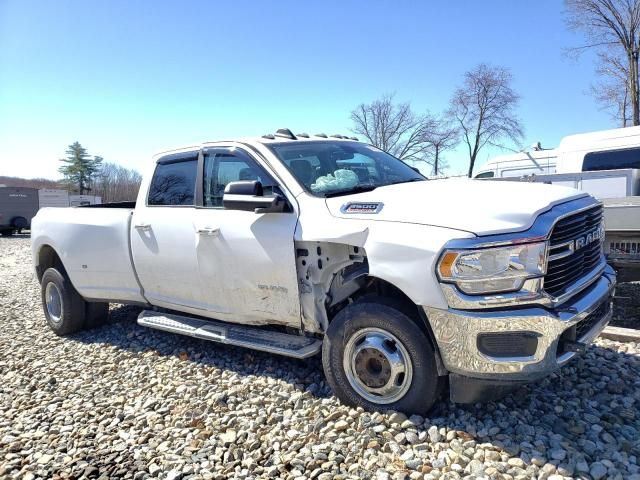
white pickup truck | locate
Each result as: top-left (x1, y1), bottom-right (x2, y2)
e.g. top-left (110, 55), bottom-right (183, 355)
top-left (31, 129), bottom-right (616, 413)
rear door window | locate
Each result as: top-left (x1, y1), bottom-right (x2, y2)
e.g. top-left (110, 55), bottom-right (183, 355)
top-left (583, 147), bottom-right (640, 171)
top-left (148, 157), bottom-right (198, 206)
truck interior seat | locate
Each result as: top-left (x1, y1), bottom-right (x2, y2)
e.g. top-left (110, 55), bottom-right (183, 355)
top-left (351, 166), bottom-right (371, 182)
top-left (239, 168), bottom-right (259, 181)
top-left (289, 159), bottom-right (313, 186)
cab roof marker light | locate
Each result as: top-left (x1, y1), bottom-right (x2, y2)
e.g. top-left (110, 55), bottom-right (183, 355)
top-left (274, 128), bottom-right (297, 140)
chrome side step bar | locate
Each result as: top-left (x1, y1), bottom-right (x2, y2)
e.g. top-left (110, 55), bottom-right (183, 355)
top-left (137, 310), bottom-right (321, 359)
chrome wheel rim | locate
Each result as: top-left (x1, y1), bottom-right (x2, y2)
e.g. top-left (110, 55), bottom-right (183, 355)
top-left (45, 282), bottom-right (63, 324)
top-left (343, 327), bottom-right (413, 404)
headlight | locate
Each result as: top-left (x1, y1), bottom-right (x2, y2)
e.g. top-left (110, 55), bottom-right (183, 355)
top-left (437, 242), bottom-right (547, 295)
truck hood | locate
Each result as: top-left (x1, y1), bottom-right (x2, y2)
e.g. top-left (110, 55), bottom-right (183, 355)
top-left (325, 178), bottom-right (587, 236)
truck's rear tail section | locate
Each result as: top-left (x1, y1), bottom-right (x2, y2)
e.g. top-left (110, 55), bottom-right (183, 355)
top-left (31, 205), bottom-right (145, 304)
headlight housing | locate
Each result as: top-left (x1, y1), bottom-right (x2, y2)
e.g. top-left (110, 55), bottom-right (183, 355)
top-left (437, 242), bottom-right (547, 295)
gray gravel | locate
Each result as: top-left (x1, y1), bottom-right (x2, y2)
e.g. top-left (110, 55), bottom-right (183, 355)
top-left (1, 236), bottom-right (640, 480)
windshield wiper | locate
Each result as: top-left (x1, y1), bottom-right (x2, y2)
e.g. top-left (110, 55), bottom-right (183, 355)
top-left (387, 177), bottom-right (426, 186)
top-left (323, 185), bottom-right (379, 198)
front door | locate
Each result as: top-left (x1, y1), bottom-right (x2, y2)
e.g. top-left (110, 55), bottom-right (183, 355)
top-left (192, 147), bottom-right (301, 327)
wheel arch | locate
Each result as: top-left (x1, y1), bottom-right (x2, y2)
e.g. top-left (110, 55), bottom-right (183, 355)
top-left (35, 244), bottom-right (66, 282)
top-left (339, 275), bottom-right (448, 376)
top-left (295, 239), bottom-right (447, 375)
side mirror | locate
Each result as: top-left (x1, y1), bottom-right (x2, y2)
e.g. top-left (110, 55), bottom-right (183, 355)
top-left (222, 181), bottom-right (286, 213)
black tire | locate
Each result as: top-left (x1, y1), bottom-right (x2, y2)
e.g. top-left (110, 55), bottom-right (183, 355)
top-left (41, 267), bottom-right (86, 335)
top-left (85, 302), bottom-right (109, 329)
top-left (11, 216), bottom-right (28, 230)
top-left (322, 300), bottom-right (440, 414)
top-left (0, 229), bottom-right (14, 237)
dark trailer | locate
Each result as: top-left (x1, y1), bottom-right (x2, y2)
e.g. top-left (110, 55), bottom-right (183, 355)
top-left (0, 187), bottom-right (39, 235)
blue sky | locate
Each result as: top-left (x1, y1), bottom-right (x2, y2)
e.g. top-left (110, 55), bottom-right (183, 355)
top-left (0, 0), bottom-right (614, 179)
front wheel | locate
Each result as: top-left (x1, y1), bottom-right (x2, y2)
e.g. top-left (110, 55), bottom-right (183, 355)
top-left (322, 300), bottom-right (440, 414)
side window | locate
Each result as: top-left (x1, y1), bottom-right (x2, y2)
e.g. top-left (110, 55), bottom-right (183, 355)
top-left (475, 171), bottom-right (495, 178)
top-left (148, 158), bottom-right (197, 206)
top-left (203, 151), bottom-right (275, 207)
top-left (583, 147), bottom-right (640, 171)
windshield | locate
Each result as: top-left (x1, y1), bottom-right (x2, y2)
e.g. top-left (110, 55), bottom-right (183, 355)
top-left (267, 141), bottom-right (425, 197)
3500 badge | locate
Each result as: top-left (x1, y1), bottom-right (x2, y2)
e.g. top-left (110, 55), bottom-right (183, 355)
top-left (340, 202), bottom-right (384, 214)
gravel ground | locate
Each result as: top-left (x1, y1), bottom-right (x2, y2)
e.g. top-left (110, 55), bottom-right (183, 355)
top-left (1, 236), bottom-right (640, 480)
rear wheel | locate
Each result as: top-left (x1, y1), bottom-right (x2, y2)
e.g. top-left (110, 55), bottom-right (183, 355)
top-left (322, 300), bottom-right (440, 414)
top-left (41, 268), bottom-right (86, 335)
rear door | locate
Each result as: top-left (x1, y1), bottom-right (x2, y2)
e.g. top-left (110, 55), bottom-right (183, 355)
top-left (131, 152), bottom-right (202, 309)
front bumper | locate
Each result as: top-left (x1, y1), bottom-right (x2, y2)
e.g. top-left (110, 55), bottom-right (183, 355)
top-left (424, 265), bottom-right (616, 400)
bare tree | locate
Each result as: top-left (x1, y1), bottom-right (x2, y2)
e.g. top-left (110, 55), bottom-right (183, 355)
top-left (92, 162), bottom-right (142, 203)
top-left (422, 118), bottom-right (459, 175)
top-left (590, 50), bottom-right (632, 125)
top-left (449, 64), bottom-right (524, 177)
top-left (350, 94), bottom-right (436, 162)
top-left (565, 0), bottom-right (640, 125)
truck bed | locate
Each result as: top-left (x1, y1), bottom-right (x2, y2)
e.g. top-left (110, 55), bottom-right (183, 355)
top-left (31, 206), bottom-right (145, 304)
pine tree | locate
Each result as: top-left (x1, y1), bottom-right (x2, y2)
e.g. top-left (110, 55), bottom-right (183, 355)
top-left (58, 142), bottom-right (103, 194)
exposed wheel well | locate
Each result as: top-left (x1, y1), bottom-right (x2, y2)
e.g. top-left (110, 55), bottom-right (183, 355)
top-left (331, 275), bottom-right (426, 328)
top-left (329, 275), bottom-right (447, 376)
top-left (351, 277), bottom-right (421, 316)
top-left (36, 245), bottom-right (65, 282)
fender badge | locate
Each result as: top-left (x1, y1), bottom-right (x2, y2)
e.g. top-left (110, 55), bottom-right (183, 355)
top-left (340, 202), bottom-right (384, 214)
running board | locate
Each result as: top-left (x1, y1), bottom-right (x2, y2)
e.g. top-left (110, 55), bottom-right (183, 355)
top-left (137, 310), bottom-right (321, 359)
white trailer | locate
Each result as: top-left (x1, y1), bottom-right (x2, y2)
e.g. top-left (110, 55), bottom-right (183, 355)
top-left (475, 146), bottom-right (558, 179)
top-left (475, 126), bottom-right (640, 179)
top-left (69, 195), bottom-right (102, 207)
top-left (38, 189), bottom-right (70, 208)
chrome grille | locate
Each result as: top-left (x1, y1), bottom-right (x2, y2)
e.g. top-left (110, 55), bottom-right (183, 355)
top-left (544, 205), bottom-right (604, 297)
top-left (575, 301), bottom-right (609, 340)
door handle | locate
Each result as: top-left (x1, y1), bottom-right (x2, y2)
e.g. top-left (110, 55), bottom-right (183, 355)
top-left (134, 223), bottom-right (151, 231)
top-left (196, 227), bottom-right (220, 236)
